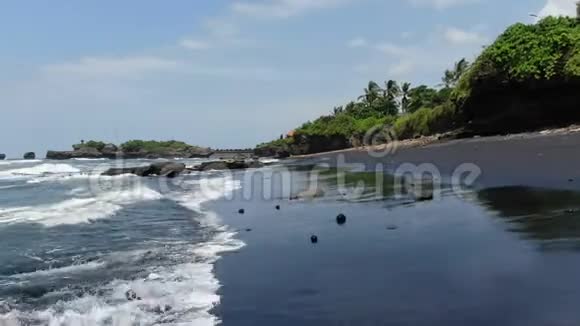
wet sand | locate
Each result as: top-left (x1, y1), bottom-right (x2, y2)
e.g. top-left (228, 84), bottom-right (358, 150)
top-left (297, 131), bottom-right (580, 190)
top-left (211, 132), bottom-right (580, 325)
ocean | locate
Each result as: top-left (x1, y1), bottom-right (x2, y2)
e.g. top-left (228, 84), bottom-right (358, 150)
top-left (2, 146), bottom-right (580, 326)
top-left (0, 158), bottom-right (244, 325)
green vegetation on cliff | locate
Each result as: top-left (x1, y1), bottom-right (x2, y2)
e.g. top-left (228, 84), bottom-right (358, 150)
top-left (120, 140), bottom-right (196, 153)
top-left (73, 140), bottom-right (107, 151)
top-left (257, 16), bottom-right (580, 156)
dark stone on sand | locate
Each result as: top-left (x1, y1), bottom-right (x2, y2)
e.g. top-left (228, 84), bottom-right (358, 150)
top-left (238, 209), bottom-right (245, 214)
top-left (23, 152), bottom-right (36, 160)
top-left (336, 213), bottom-right (347, 225)
top-left (310, 235), bottom-right (318, 243)
top-left (0, 154), bottom-right (5, 160)
top-left (102, 162), bottom-right (186, 178)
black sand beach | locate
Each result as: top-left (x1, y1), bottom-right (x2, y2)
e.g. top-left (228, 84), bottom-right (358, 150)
top-left (212, 132), bottom-right (580, 326)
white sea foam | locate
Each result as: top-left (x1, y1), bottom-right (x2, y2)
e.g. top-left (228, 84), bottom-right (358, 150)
top-left (0, 183), bottom-right (162, 226)
top-left (259, 158), bottom-right (280, 164)
top-left (70, 158), bottom-right (109, 161)
top-left (0, 163), bottom-right (80, 179)
top-left (12, 261), bottom-right (105, 279)
top-left (0, 232), bottom-right (243, 326)
top-left (0, 159), bottom-right (42, 165)
top-left (0, 172), bottom-right (245, 326)
top-left (174, 176), bottom-right (241, 212)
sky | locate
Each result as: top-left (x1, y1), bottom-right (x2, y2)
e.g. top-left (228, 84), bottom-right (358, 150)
top-left (0, 0), bottom-right (576, 158)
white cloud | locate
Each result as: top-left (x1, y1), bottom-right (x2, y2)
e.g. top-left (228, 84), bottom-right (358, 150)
top-left (41, 56), bottom-right (179, 78)
top-left (41, 55), bottom-right (279, 81)
top-left (347, 37), bottom-right (368, 48)
top-left (406, 0), bottom-right (478, 9)
top-left (443, 27), bottom-right (488, 45)
top-left (204, 19), bottom-right (240, 38)
top-left (387, 60), bottom-right (417, 77)
top-left (231, 0), bottom-right (351, 18)
top-left (375, 43), bottom-right (412, 57)
top-left (538, 0), bottom-right (577, 17)
top-left (180, 39), bottom-right (211, 50)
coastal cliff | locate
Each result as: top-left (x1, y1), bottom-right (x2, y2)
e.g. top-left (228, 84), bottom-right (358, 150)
top-left (256, 16), bottom-right (580, 157)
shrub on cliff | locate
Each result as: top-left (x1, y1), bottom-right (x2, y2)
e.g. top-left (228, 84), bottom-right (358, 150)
top-left (74, 140), bottom-right (106, 151)
top-left (455, 16), bottom-right (580, 100)
top-left (120, 140), bottom-right (197, 153)
top-left (453, 16), bottom-right (580, 132)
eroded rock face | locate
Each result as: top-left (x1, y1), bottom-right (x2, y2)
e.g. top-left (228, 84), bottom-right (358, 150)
top-left (23, 152), bottom-right (36, 160)
top-left (101, 162), bottom-right (186, 178)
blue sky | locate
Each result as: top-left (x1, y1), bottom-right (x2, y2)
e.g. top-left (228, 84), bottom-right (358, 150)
top-left (0, 0), bottom-right (576, 157)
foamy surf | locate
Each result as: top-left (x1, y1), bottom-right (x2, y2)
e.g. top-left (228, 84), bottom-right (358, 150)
top-left (0, 232), bottom-right (243, 326)
top-left (0, 161), bottom-right (245, 326)
top-left (0, 183), bottom-right (162, 226)
top-left (0, 163), bottom-right (80, 180)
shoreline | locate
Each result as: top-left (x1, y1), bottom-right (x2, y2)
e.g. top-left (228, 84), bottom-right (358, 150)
top-left (291, 124), bottom-right (580, 159)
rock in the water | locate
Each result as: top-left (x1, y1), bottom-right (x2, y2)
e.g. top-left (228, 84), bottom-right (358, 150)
top-left (102, 162), bottom-right (186, 178)
top-left (238, 209), bottom-right (245, 214)
top-left (310, 235), bottom-right (318, 243)
top-left (125, 289), bottom-right (138, 301)
top-left (196, 160), bottom-right (264, 171)
top-left (102, 166), bottom-right (151, 177)
top-left (0, 153), bottom-right (5, 160)
top-left (336, 213), bottom-right (347, 225)
top-left (23, 152), bottom-right (36, 160)
top-left (148, 162), bottom-right (186, 177)
top-left (46, 147), bottom-right (103, 160)
top-left (386, 225), bottom-right (398, 230)
top-left (275, 205), bottom-right (281, 210)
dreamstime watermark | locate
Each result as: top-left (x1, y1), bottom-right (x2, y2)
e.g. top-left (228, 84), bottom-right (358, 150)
top-left (81, 157), bottom-right (482, 206)
top-left (74, 124), bottom-right (483, 204)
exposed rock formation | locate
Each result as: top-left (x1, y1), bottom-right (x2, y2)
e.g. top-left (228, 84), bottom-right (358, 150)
top-left (194, 160), bottom-right (263, 171)
top-left (47, 143), bottom-right (213, 160)
top-left (23, 152), bottom-right (36, 160)
top-left (102, 162), bottom-right (186, 178)
top-left (0, 154), bottom-right (5, 160)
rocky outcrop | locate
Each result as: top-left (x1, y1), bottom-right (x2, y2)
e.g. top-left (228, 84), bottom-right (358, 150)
top-left (47, 147), bottom-right (104, 160)
top-left (102, 162), bottom-right (186, 178)
top-left (194, 160), bottom-right (264, 171)
top-left (47, 144), bottom-right (213, 160)
top-left (0, 154), bottom-right (5, 160)
top-left (23, 152), bottom-right (36, 160)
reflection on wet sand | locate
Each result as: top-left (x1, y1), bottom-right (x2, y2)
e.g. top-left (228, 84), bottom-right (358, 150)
top-left (477, 186), bottom-right (580, 250)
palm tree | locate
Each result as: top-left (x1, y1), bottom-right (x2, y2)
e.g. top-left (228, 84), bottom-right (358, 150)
top-left (358, 81), bottom-right (382, 105)
top-left (454, 58), bottom-right (469, 80)
top-left (441, 58), bottom-right (470, 88)
top-left (400, 82), bottom-right (411, 113)
top-left (384, 80), bottom-right (400, 101)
